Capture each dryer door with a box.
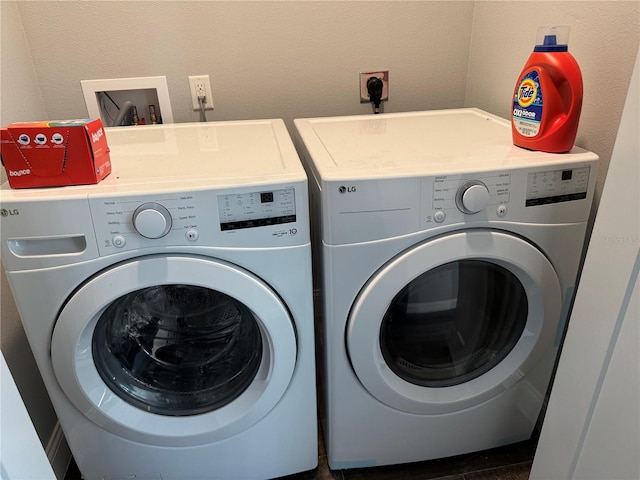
[51,254,297,447]
[346,230,562,415]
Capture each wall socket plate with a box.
[360,70,389,103]
[188,75,214,110]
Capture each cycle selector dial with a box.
[456,181,490,214]
[132,202,172,238]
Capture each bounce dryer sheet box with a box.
[0,119,111,189]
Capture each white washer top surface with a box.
[294,108,597,179]
[1,119,305,199]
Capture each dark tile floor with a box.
[66,426,537,480]
[279,427,536,480]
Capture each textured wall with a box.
[466,1,640,211]
[0,1,47,126]
[16,1,475,126]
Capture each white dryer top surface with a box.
[1,119,305,199]
[294,108,597,179]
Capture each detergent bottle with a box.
[511,25,583,153]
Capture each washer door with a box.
[51,254,297,447]
[346,230,562,415]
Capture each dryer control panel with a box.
[525,166,591,206]
[421,164,595,230]
[319,161,597,245]
[433,173,511,213]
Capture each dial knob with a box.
[456,181,490,214]
[132,202,172,238]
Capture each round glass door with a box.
[92,284,263,416]
[51,254,297,446]
[346,230,562,415]
[380,260,528,388]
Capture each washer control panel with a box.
[89,184,304,255]
[132,202,173,238]
[218,188,296,231]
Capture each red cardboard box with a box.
[0,119,111,188]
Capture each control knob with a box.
[456,181,490,214]
[132,202,172,238]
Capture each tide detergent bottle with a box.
[511,25,583,153]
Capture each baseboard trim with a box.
[46,422,72,480]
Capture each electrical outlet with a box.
[188,75,214,110]
[360,70,389,103]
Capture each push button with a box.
[186,229,199,241]
[112,235,126,248]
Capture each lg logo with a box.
[0,208,19,217]
[338,185,356,194]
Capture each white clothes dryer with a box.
[294,109,598,469]
[0,120,317,480]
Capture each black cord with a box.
[367,77,384,114]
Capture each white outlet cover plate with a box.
[188,75,214,111]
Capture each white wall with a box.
[1,352,56,479]
[0,0,58,451]
[0,1,47,126]
[16,1,475,125]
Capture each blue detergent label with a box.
[513,70,543,137]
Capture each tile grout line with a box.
[460,460,533,480]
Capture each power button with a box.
[112,235,126,248]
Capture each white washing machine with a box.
[293,108,598,469]
[0,120,317,480]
